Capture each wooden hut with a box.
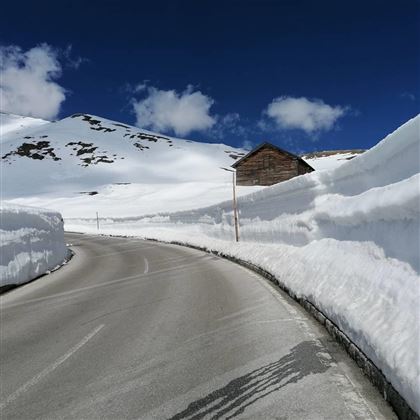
[232,142,314,186]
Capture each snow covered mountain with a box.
[1,112,364,218]
[1,113,258,217]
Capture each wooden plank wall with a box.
[236,147,313,186]
[298,160,314,176]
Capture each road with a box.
[1,233,395,419]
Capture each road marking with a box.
[0,324,105,410]
[2,260,204,309]
[143,257,149,274]
[94,246,156,258]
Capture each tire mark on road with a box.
[0,324,105,410]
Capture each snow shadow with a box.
[169,340,329,420]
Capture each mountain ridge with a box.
[1,112,365,217]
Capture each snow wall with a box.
[67,115,420,415]
[1,204,69,288]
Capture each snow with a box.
[2,110,418,413]
[302,150,365,171]
[0,112,49,138]
[66,115,420,415]
[0,112,359,218]
[0,203,68,287]
[1,113,263,217]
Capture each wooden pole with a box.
[232,172,239,242]
[96,212,99,230]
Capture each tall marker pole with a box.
[232,171,239,242]
[221,167,240,242]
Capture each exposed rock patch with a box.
[2,141,61,162]
[78,191,98,196]
[225,150,245,160]
[65,141,118,167]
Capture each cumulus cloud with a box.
[0,44,66,119]
[132,84,216,136]
[263,96,347,134]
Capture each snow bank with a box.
[67,115,420,415]
[0,203,68,287]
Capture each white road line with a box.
[143,257,149,274]
[94,246,156,258]
[0,324,105,410]
[3,260,203,309]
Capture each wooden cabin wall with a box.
[236,148,300,186]
[298,160,314,176]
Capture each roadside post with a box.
[220,167,239,242]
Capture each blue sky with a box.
[0,0,418,153]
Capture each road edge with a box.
[64,231,418,420]
[148,238,418,420]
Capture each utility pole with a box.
[96,212,99,230]
[221,167,239,242]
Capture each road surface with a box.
[1,233,395,419]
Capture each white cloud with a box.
[263,96,347,134]
[0,44,66,120]
[132,84,216,136]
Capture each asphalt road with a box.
[1,233,396,419]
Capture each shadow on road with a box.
[169,340,330,420]
[171,341,329,420]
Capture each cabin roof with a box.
[231,142,314,171]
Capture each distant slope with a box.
[302,149,365,171]
[0,112,50,138]
[1,113,249,194]
[1,113,257,217]
[1,112,370,217]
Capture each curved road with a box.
[1,233,395,419]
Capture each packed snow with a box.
[0,203,68,288]
[67,115,420,415]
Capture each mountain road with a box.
[0,233,396,419]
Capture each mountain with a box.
[1,112,362,218]
[0,113,257,217]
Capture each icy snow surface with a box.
[67,115,420,415]
[0,203,68,287]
